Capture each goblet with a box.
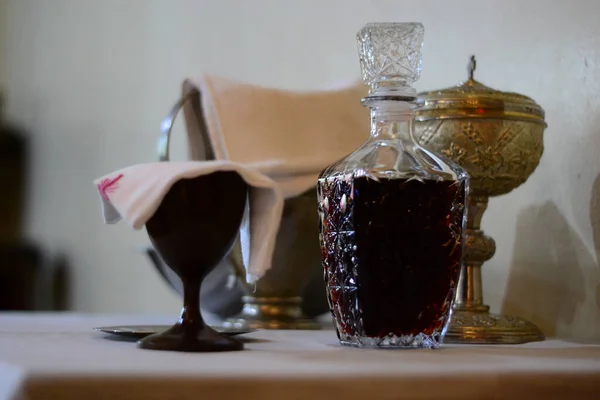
[138,171,248,352]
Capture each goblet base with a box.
[138,323,243,352]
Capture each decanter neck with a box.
[368,100,415,142]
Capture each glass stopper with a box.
[356,22,424,97]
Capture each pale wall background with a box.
[0,0,599,340]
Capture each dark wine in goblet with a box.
[139,171,248,352]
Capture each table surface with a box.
[1,313,599,400]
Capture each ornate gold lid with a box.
[415,56,546,125]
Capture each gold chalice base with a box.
[446,310,545,344]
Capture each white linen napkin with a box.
[94,161,284,283]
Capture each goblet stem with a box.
[178,279,204,329]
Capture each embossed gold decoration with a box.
[415,56,546,344]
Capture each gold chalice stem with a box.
[445,195,545,344]
[454,196,494,313]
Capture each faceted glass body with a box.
[317,105,468,348]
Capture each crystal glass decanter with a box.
[317,22,469,349]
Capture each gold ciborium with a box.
[414,56,546,344]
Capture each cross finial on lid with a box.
[468,55,477,80]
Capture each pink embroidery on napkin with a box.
[97,174,124,200]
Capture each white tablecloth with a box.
[0,313,599,399]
